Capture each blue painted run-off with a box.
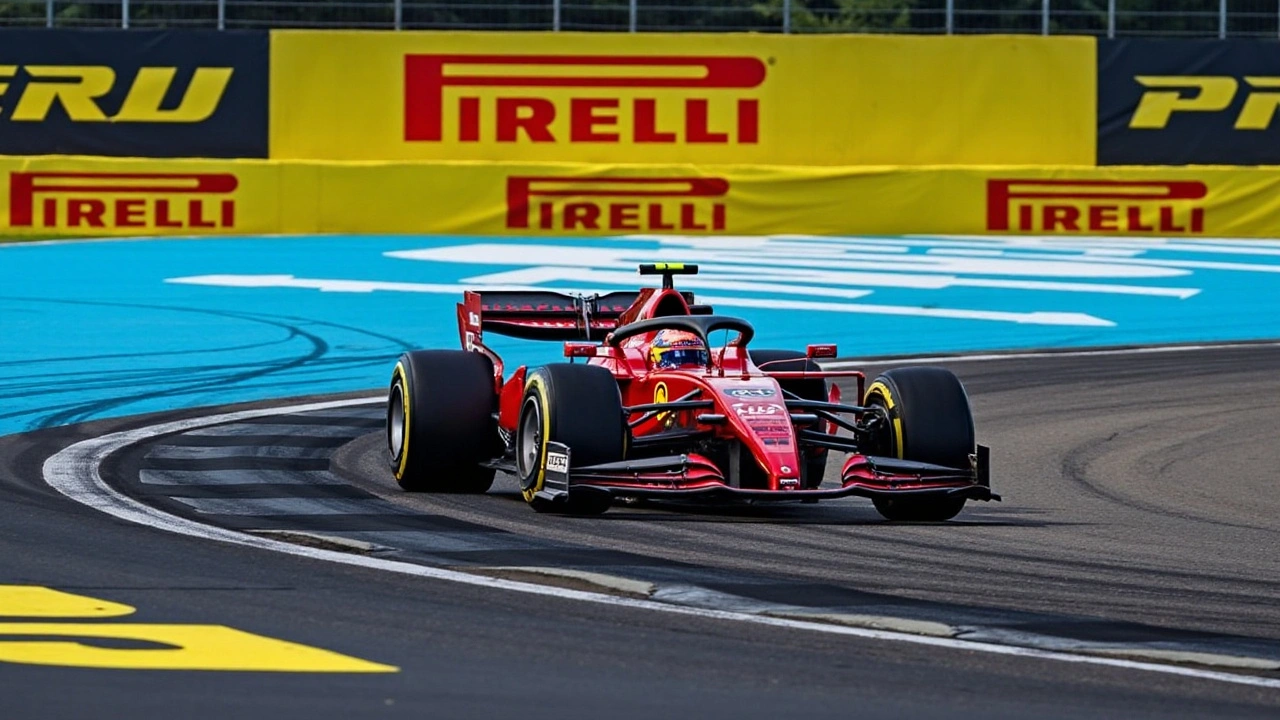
[3,233,1280,436]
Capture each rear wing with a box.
[457,289,697,344]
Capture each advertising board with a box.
[270,32,1095,166]
[0,30,269,159]
[1098,39,1280,165]
[4,157,1276,238]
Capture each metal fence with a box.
[2,1,1279,38]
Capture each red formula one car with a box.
[386,263,996,520]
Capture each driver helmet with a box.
[650,329,708,369]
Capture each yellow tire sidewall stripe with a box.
[521,375,552,503]
[392,362,411,481]
[866,380,904,459]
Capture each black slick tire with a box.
[387,350,498,493]
[863,367,974,522]
[515,363,626,516]
[750,349,829,490]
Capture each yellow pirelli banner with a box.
[2,156,1278,238]
[268,31,1096,166]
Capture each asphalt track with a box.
[4,344,1280,717]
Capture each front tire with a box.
[516,364,626,515]
[387,350,498,493]
[864,367,974,522]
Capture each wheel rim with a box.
[866,396,897,458]
[516,396,543,482]
[387,382,406,462]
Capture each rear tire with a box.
[864,367,974,522]
[387,350,498,493]
[516,364,626,516]
[750,349,829,489]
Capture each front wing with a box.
[534,442,999,504]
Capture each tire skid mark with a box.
[0,295,418,433]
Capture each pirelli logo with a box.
[1129,76,1280,130]
[987,179,1207,234]
[405,54,766,145]
[0,65,232,123]
[9,172,238,229]
[507,176,728,232]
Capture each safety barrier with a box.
[7,29,1280,169]
[4,156,1278,238]
[5,30,1280,239]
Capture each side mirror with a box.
[806,344,837,360]
[563,342,597,361]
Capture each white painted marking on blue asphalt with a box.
[392,240,1192,277]
[459,264,1196,297]
[5,233,1280,435]
[821,340,1280,368]
[167,275,1113,327]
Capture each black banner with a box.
[1099,39,1280,165]
[0,30,267,158]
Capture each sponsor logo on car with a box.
[0,65,233,124]
[403,54,766,145]
[653,382,677,428]
[731,402,785,417]
[1128,75,1280,130]
[725,387,776,398]
[546,451,569,474]
[986,179,1206,234]
[506,176,727,231]
[727,386,773,397]
[8,171,238,229]
[653,382,669,405]
[751,420,793,446]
